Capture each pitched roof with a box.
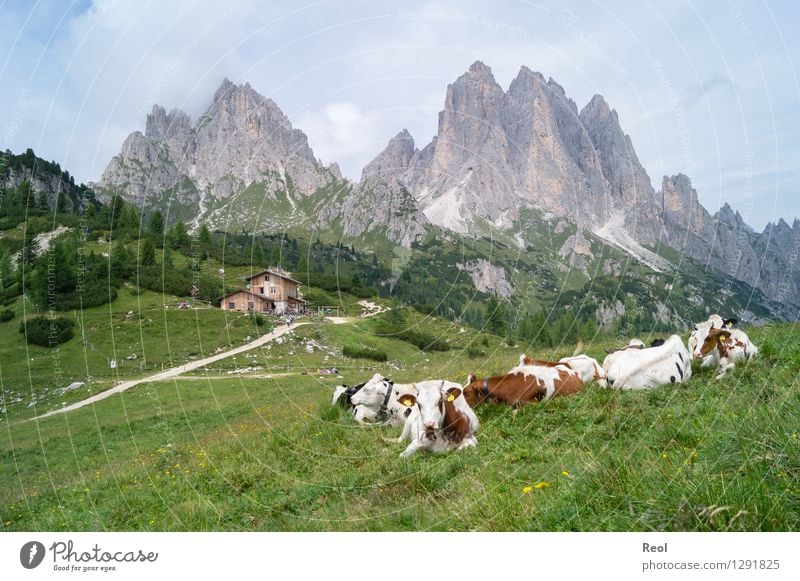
[218,289,273,302]
[245,269,301,285]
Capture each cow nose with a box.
[424,420,436,429]
[607,378,614,387]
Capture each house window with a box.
[228,302,235,310]
[247,302,254,310]
[271,286,278,295]
[260,287,265,295]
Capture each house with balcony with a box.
[219,268,307,314]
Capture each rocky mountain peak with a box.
[145,105,192,148]
[580,94,612,120]
[515,65,546,84]
[716,202,744,227]
[466,60,495,79]
[100,77,336,211]
[360,129,416,183]
[212,77,236,104]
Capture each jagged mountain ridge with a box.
[97,79,340,223]
[95,64,800,319]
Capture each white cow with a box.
[602,334,692,390]
[598,339,647,380]
[393,380,479,458]
[689,317,757,379]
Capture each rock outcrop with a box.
[456,259,515,298]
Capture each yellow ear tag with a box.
[447,394,455,402]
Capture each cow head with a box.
[698,327,731,357]
[349,373,392,408]
[398,383,462,439]
[462,374,486,407]
[688,315,730,358]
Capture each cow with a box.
[599,339,647,380]
[332,382,367,408]
[393,380,479,457]
[688,315,746,369]
[335,373,410,425]
[601,334,692,390]
[519,353,605,384]
[691,325,757,379]
[462,364,583,407]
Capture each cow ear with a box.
[467,374,475,384]
[444,387,462,402]
[719,329,732,339]
[724,318,737,328]
[397,394,416,407]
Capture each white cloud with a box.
[295,102,389,178]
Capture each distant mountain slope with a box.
[1,148,98,213]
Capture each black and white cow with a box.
[602,334,692,390]
[336,373,414,426]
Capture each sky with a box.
[0,0,798,230]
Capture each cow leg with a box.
[700,355,716,368]
[714,361,735,380]
[400,440,424,458]
[455,436,477,451]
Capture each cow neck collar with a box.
[375,380,394,422]
[482,378,490,398]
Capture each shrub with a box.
[343,344,388,362]
[466,345,486,359]
[396,329,449,352]
[0,309,14,322]
[19,315,74,347]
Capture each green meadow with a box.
[2,302,799,531]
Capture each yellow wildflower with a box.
[534,481,550,489]
[561,471,569,476]
[522,486,533,494]
[661,453,668,459]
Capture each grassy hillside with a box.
[1,315,798,532]
[0,289,275,419]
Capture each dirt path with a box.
[33,322,306,420]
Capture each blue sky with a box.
[1,0,798,230]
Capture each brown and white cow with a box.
[394,380,479,457]
[687,315,738,361]
[519,353,605,384]
[694,326,758,379]
[462,364,583,407]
